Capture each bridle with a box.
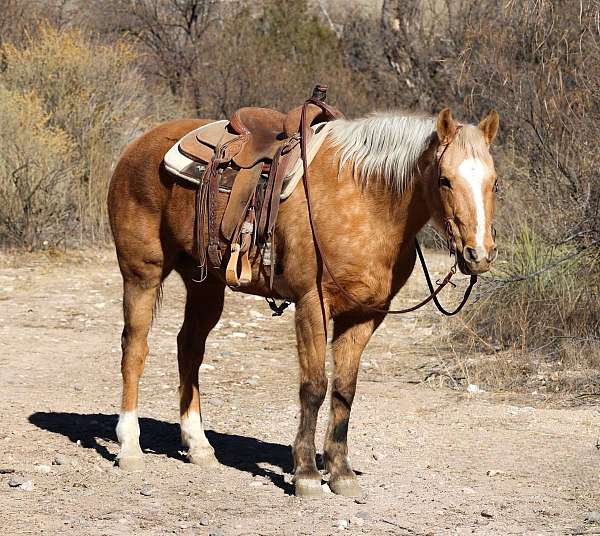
[299,101,478,317]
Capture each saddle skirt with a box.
[163,119,334,201]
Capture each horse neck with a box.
[353,158,435,256]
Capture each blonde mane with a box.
[329,112,488,191]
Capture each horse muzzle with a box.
[457,244,498,275]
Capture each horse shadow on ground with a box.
[28,412,294,494]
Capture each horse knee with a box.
[300,377,327,409]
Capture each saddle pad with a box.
[163,120,228,182]
[163,120,334,201]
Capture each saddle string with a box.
[299,100,477,316]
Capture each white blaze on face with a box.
[458,158,487,252]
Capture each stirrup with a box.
[225,244,252,287]
[225,243,241,286]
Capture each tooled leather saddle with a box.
[171,85,343,289]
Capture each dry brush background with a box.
[0,0,598,396]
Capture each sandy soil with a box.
[0,248,598,536]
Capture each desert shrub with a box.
[85,0,362,116]
[0,25,183,247]
[464,227,599,353]
[0,87,76,247]
[198,0,355,116]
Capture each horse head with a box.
[428,107,500,275]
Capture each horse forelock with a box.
[329,112,437,192]
[453,124,492,163]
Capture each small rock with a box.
[586,512,600,524]
[355,511,370,521]
[245,378,259,386]
[334,519,348,530]
[230,332,247,338]
[20,480,34,491]
[35,464,52,474]
[462,487,476,494]
[53,455,70,466]
[209,530,223,536]
[140,486,153,496]
[0,468,15,474]
[354,497,367,505]
[486,470,505,477]
[467,384,484,394]
[481,511,493,519]
[209,397,225,407]
[199,516,210,526]
[8,476,26,488]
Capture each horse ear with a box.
[436,108,458,144]
[478,109,499,145]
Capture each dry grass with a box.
[0,25,184,248]
[438,228,600,398]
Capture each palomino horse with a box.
[107,107,499,497]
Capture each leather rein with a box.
[299,99,477,317]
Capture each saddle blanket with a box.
[163,120,334,201]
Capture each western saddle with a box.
[175,85,343,292]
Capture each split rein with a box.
[299,100,477,317]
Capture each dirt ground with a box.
[0,248,598,536]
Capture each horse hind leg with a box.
[115,264,165,471]
[323,315,381,496]
[177,270,225,467]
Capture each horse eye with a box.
[493,180,499,192]
[439,176,451,189]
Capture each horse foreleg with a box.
[116,277,161,471]
[292,291,329,497]
[324,315,381,496]
[177,274,225,468]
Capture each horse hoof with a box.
[329,477,361,497]
[117,456,144,472]
[188,448,220,468]
[294,478,323,498]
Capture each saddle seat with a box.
[178,101,338,170]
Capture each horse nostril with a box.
[465,246,479,262]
